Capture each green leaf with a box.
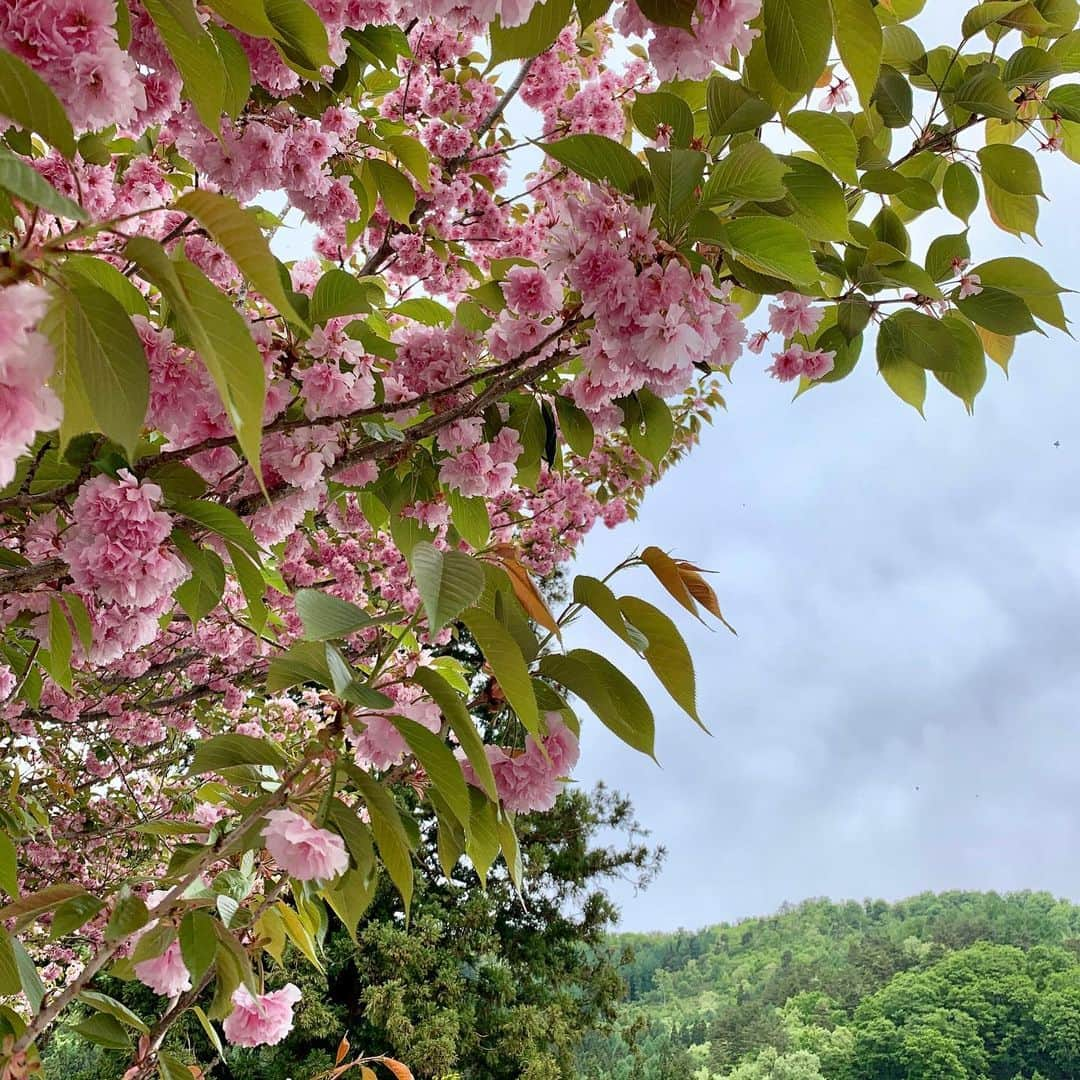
[764,0,833,95]
[13,938,44,1009]
[170,498,262,563]
[159,1052,198,1080]
[70,1013,131,1051]
[50,894,105,940]
[706,77,774,136]
[179,911,217,983]
[635,0,695,27]
[46,596,72,692]
[0,147,87,222]
[446,489,490,550]
[837,296,873,340]
[1050,28,1080,71]
[943,161,980,222]
[41,281,149,458]
[142,0,227,132]
[388,716,471,827]
[461,607,541,739]
[0,46,76,157]
[878,351,927,415]
[345,766,413,913]
[723,217,820,285]
[953,71,1018,120]
[267,639,332,693]
[632,91,695,148]
[780,157,851,241]
[392,298,453,327]
[977,143,1044,195]
[574,574,647,650]
[539,650,656,758]
[955,286,1040,334]
[925,232,971,282]
[872,64,915,128]
[0,930,17,997]
[77,991,149,1036]
[295,589,375,640]
[172,533,226,624]
[0,884,90,924]
[553,396,595,458]
[467,789,501,884]
[327,797,377,877]
[191,733,288,773]
[975,256,1068,330]
[786,111,858,185]
[412,667,498,802]
[983,173,1038,239]
[1003,44,1062,85]
[265,0,333,75]
[309,268,377,325]
[409,543,485,631]
[384,134,432,193]
[322,866,377,941]
[62,255,150,319]
[877,309,960,372]
[125,239,267,480]
[176,190,308,330]
[366,158,415,224]
[623,389,674,469]
[645,148,706,223]
[962,0,1030,37]
[541,135,653,200]
[1047,84,1080,121]
[0,833,17,899]
[489,0,571,63]
[106,894,149,942]
[618,596,703,729]
[704,141,789,204]
[934,316,987,414]
[829,0,883,107]
[208,24,251,119]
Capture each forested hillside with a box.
[581,892,1080,1080]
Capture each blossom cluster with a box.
[0,284,61,486]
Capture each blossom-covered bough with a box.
[0,0,1075,1075]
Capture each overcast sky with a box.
[570,12,1080,930]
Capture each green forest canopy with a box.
[583,890,1080,1080]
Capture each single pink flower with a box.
[820,78,852,111]
[223,983,302,1048]
[766,345,806,383]
[802,348,836,381]
[768,292,824,339]
[958,273,983,299]
[134,940,191,998]
[262,809,349,882]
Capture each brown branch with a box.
[231,314,582,516]
[0,558,67,597]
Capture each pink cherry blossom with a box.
[802,348,837,381]
[0,283,62,487]
[766,344,806,383]
[62,471,190,610]
[820,77,853,111]
[959,273,983,299]
[768,292,824,339]
[134,940,191,998]
[223,984,303,1047]
[262,809,349,881]
[501,265,562,317]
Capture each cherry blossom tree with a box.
[0,0,1075,1075]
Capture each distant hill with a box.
[580,891,1080,1079]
